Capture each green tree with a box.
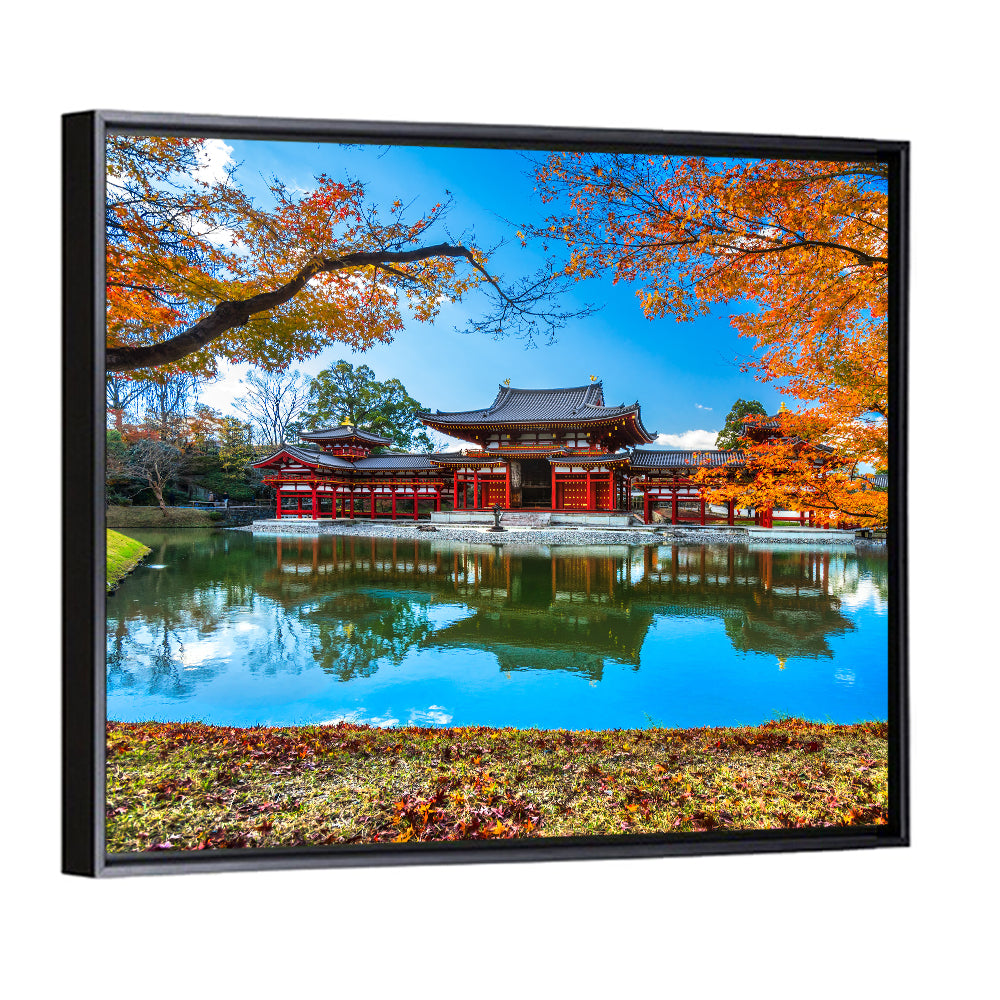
[301,360,432,452]
[715,398,767,450]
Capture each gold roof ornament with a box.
[590,375,599,382]
[778,401,788,413]
[503,378,511,386]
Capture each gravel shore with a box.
[234,520,879,547]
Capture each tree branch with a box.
[106,243,480,372]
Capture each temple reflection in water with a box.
[254,535,871,681]
[106,530,888,728]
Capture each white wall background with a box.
[2,2,995,995]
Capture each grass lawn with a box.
[106,505,225,528]
[106,718,888,852]
[106,529,151,592]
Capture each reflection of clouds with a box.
[320,709,401,727]
[838,577,887,615]
[408,705,453,726]
[834,666,856,686]
[319,706,453,728]
[179,639,224,667]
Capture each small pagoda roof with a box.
[628,448,744,469]
[298,425,392,446]
[858,472,888,491]
[251,444,355,470]
[419,381,654,439]
[741,413,783,433]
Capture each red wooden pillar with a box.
[671,490,678,524]
[453,470,459,509]
[643,487,650,522]
[608,470,614,511]
[311,482,318,520]
[391,487,397,520]
[473,471,479,510]
[370,488,376,519]
[435,488,441,512]
[551,464,557,510]
[413,489,419,521]
[728,499,734,526]
[586,470,592,511]
[349,491,354,519]
[505,463,511,508]
[700,496,706,526]
[800,509,806,526]
[275,489,282,520]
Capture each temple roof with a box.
[419,381,653,438]
[859,472,888,490]
[252,445,452,472]
[549,451,632,466]
[353,453,441,470]
[251,444,356,471]
[428,452,509,467]
[629,448,744,469]
[297,425,392,446]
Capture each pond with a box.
[107,530,888,730]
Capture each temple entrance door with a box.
[519,458,552,508]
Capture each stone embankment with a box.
[237,518,882,547]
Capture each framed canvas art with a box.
[63,111,908,876]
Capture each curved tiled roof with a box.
[354,453,441,470]
[427,452,508,467]
[628,448,744,469]
[298,425,392,446]
[251,445,355,470]
[419,381,652,437]
[549,451,632,466]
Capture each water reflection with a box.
[106,530,888,728]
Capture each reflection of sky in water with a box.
[107,531,888,729]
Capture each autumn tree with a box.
[106,374,148,431]
[217,415,256,475]
[694,410,888,526]
[531,154,888,520]
[716,398,767,450]
[105,136,589,380]
[121,439,183,513]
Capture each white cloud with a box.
[192,138,235,186]
[653,429,719,449]
[694,403,713,411]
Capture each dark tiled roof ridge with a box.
[298,424,392,444]
[251,444,355,469]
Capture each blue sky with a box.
[194,138,791,449]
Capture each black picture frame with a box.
[63,110,909,877]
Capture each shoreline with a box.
[234,520,881,548]
[106,717,888,852]
[105,529,151,592]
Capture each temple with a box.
[252,380,810,525]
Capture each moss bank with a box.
[106,505,225,528]
[106,718,888,852]
[106,529,151,592]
